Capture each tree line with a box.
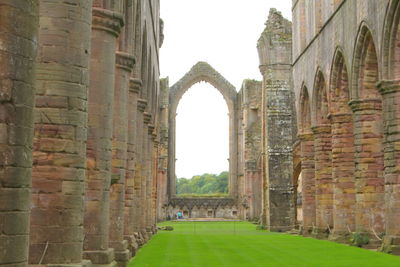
[176,171,228,195]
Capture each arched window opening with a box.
[175,82,229,196]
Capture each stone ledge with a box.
[115,52,135,72]
[129,78,142,94]
[92,8,124,37]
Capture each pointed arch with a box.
[312,69,329,125]
[299,84,311,132]
[329,47,356,233]
[168,62,238,198]
[330,48,351,114]
[298,83,316,233]
[382,0,400,79]
[351,22,380,100]
[351,22,385,235]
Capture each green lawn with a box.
[128,221,400,267]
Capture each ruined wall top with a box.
[257,9,292,70]
[169,61,237,114]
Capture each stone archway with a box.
[167,62,238,199]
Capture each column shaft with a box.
[378,80,400,254]
[298,132,316,235]
[330,113,356,239]
[84,7,123,267]
[124,78,141,253]
[30,1,92,265]
[0,2,38,267]
[350,99,385,239]
[109,52,135,267]
[312,124,333,237]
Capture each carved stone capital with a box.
[143,112,152,124]
[329,113,353,123]
[92,8,124,37]
[297,132,314,141]
[311,124,331,135]
[348,98,382,112]
[116,51,135,72]
[259,65,268,75]
[129,78,142,94]
[148,124,155,135]
[377,79,400,95]
[137,99,147,112]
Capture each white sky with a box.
[160,1,292,178]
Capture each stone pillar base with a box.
[140,230,149,243]
[382,236,400,255]
[134,232,145,247]
[124,235,139,256]
[311,228,329,239]
[32,260,92,267]
[301,226,313,237]
[269,226,292,233]
[114,250,131,267]
[83,249,117,267]
[328,230,351,244]
[110,240,131,267]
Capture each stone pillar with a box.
[152,136,159,227]
[29,1,91,266]
[135,99,147,243]
[109,52,135,267]
[147,125,157,232]
[298,132,316,235]
[156,78,169,222]
[84,6,123,267]
[378,80,400,254]
[349,99,385,240]
[0,2,38,267]
[143,112,152,236]
[330,113,356,241]
[311,124,333,237]
[257,9,295,231]
[124,78,141,254]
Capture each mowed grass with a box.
[128,221,400,267]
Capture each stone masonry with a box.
[0,1,163,266]
[3,1,400,266]
[258,9,296,231]
[291,0,400,254]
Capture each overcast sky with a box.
[160,1,292,178]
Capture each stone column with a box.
[135,99,147,244]
[124,78,141,254]
[143,112,152,236]
[147,125,156,231]
[298,132,316,235]
[330,113,356,241]
[349,99,385,241]
[109,52,135,267]
[29,1,91,266]
[152,136,159,227]
[84,7,123,267]
[378,80,400,254]
[0,2,38,267]
[257,9,295,231]
[311,124,333,237]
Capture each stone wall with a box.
[258,9,296,232]
[292,0,400,254]
[167,198,239,220]
[237,80,263,221]
[0,0,164,266]
[0,2,39,266]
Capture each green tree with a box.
[176,171,229,195]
